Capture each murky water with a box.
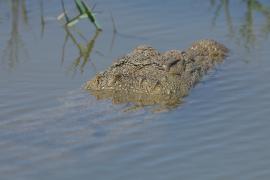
[1,0,270,179]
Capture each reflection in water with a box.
[2,0,270,70]
[61,27,100,75]
[109,12,148,52]
[21,0,28,26]
[40,0,46,37]
[210,0,270,50]
[57,0,103,75]
[2,0,28,70]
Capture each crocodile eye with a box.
[95,75,101,86]
[108,74,122,86]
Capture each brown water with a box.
[1,0,270,179]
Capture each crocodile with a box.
[85,39,228,107]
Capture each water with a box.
[1,0,270,179]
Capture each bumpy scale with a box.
[85,40,228,107]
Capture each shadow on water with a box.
[210,0,270,51]
[1,0,29,70]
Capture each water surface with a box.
[1,0,270,179]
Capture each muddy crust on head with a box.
[85,39,228,107]
[187,39,228,60]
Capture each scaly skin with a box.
[85,40,228,107]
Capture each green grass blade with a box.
[61,0,69,22]
[81,1,102,30]
[79,14,88,19]
[66,18,79,27]
[75,0,86,14]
